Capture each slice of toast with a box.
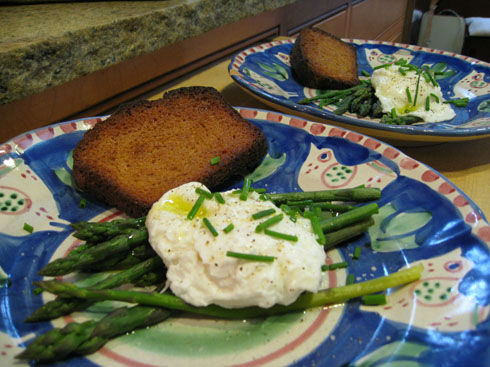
[72,86,268,217]
[290,27,360,90]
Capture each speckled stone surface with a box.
[0,0,297,105]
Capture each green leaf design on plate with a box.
[478,99,490,112]
[258,62,277,73]
[430,62,457,80]
[258,62,288,81]
[273,63,289,79]
[0,266,9,287]
[0,158,23,177]
[354,341,429,367]
[67,149,74,170]
[368,203,432,252]
[54,168,77,188]
[431,62,447,74]
[263,70,287,81]
[54,149,77,188]
[246,153,287,182]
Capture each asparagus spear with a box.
[131,271,166,287]
[17,305,172,363]
[320,203,378,233]
[324,217,375,249]
[80,243,156,272]
[38,228,148,276]
[268,187,381,205]
[26,256,164,322]
[71,217,146,242]
[34,264,423,319]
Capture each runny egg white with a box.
[146,182,326,309]
[370,66,456,122]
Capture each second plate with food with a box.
[228,38,490,144]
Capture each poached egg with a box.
[371,66,456,122]
[146,182,326,309]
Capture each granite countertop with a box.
[0,0,296,105]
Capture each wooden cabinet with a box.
[311,9,349,37]
[314,0,409,41]
[349,0,407,41]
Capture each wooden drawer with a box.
[377,17,405,42]
[314,9,348,38]
[349,0,407,40]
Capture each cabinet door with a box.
[349,0,407,40]
[314,9,348,38]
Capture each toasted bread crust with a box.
[72,86,268,217]
[290,27,360,90]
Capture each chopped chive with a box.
[214,192,225,204]
[405,87,412,103]
[321,264,329,272]
[310,215,326,245]
[362,293,387,305]
[353,246,362,260]
[361,70,370,77]
[251,187,267,194]
[373,63,391,70]
[425,96,430,111]
[444,98,469,107]
[232,190,242,195]
[223,223,234,233]
[405,64,419,71]
[413,69,422,106]
[195,188,213,199]
[394,58,407,65]
[203,218,218,237]
[263,228,298,242]
[280,204,298,222]
[32,287,43,295]
[259,193,268,201]
[187,195,205,220]
[391,108,397,118]
[23,222,34,233]
[240,178,252,201]
[252,208,276,220]
[398,67,407,76]
[210,156,220,165]
[430,93,439,103]
[79,198,87,209]
[423,68,438,86]
[328,261,349,270]
[301,210,315,220]
[255,214,283,233]
[346,274,355,285]
[226,251,275,262]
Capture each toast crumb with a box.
[72,87,268,217]
[290,27,360,90]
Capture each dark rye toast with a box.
[290,27,360,90]
[72,86,268,217]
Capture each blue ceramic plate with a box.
[229,39,490,143]
[0,109,489,366]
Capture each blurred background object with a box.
[410,0,490,61]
